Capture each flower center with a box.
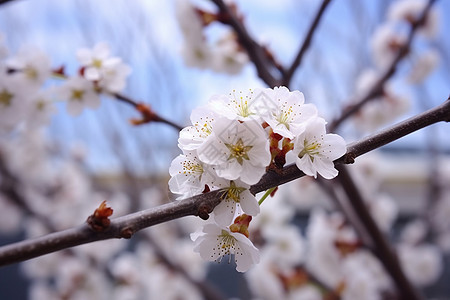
[36,100,46,111]
[275,106,294,129]
[221,181,246,203]
[25,67,38,80]
[232,97,253,118]
[0,89,13,107]
[218,230,237,254]
[71,89,85,101]
[299,140,322,160]
[181,160,203,175]
[225,138,253,165]
[92,59,103,69]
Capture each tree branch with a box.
[328,0,436,132]
[282,0,332,87]
[335,165,423,300]
[113,92,184,131]
[210,0,279,87]
[0,97,449,266]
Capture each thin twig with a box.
[113,93,184,131]
[328,0,436,132]
[0,98,448,266]
[282,0,332,86]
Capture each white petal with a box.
[195,237,221,261]
[239,190,260,216]
[213,200,236,227]
[320,134,347,160]
[247,142,271,166]
[296,155,317,178]
[314,157,338,179]
[240,163,265,185]
[84,67,101,81]
[215,160,242,181]
[76,48,92,65]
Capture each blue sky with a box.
[0,0,449,174]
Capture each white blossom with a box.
[0,33,8,59]
[168,151,217,199]
[57,76,100,116]
[368,194,398,232]
[398,243,443,287]
[26,89,56,128]
[175,0,204,45]
[213,179,260,227]
[259,86,318,139]
[77,42,131,92]
[181,42,215,70]
[305,209,344,288]
[288,285,322,300]
[388,0,439,38]
[207,88,263,122]
[408,49,440,84]
[0,194,23,234]
[292,117,346,179]
[212,33,249,74]
[400,219,428,245]
[6,47,51,87]
[77,42,114,81]
[191,223,260,272]
[98,59,131,93]
[0,71,31,130]
[178,106,218,151]
[198,117,270,185]
[342,250,392,297]
[261,225,305,271]
[370,24,407,70]
[246,261,285,299]
[353,69,410,132]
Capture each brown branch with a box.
[210,0,279,87]
[0,97,449,266]
[334,165,423,300]
[113,93,184,131]
[328,0,436,132]
[0,0,16,5]
[282,0,332,87]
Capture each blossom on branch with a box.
[168,151,217,199]
[175,0,249,74]
[258,86,318,139]
[6,47,51,87]
[191,222,259,272]
[292,117,346,179]
[77,42,131,93]
[57,76,100,116]
[213,179,260,227]
[198,117,270,185]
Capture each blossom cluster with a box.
[169,86,347,271]
[0,39,131,132]
[175,0,249,74]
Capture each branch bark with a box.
[335,165,423,300]
[0,97,448,266]
[113,92,184,131]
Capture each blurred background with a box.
[0,0,449,299]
